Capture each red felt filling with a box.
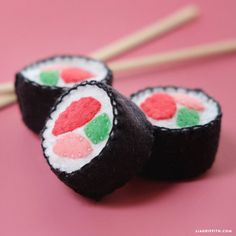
[61,67,94,83]
[140,93,176,120]
[52,97,101,136]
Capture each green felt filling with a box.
[39,70,59,86]
[84,113,111,144]
[176,107,200,128]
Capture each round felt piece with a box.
[85,113,111,144]
[53,133,92,159]
[61,67,94,83]
[52,97,101,136]
[39,70,59,86]
[172,93,204,111]
[140,93,176,120]
[177,107,200,127]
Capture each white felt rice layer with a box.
[131,87,219,129]
[42,85,114,173]
[21,57,109,87]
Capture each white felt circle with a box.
[21,57,109,88]
[42,84,116,173]
[131,87,219,129]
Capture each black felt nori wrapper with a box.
[131,86,222,180]
[15,55,113,134]
[41,81,154,200]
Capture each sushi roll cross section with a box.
[42,81,154,199]
[15,55,113,134]
[131,86,222,180]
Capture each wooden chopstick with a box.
[1,40,236,109]
[0,93,17,110]
[109,40,236,73]
[0,5,199,97]
[0,82,15,94]
[91,5,199,60]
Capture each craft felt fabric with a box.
[140,116,221,180]
[131,86,222,180]
[15,55,113,134]
[41,81,154,200]
[52,97,101,136]
[15,74,66,134]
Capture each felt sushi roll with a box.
[41,81,154,199]
[15,55,113,134]
[131,86,222,180]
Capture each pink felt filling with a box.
[52,97,101,136]
[172,93,205,111]
[53,133,92,159]
[140,93,177,120]
[61,67,94,83]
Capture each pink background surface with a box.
[0,0,236,235]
